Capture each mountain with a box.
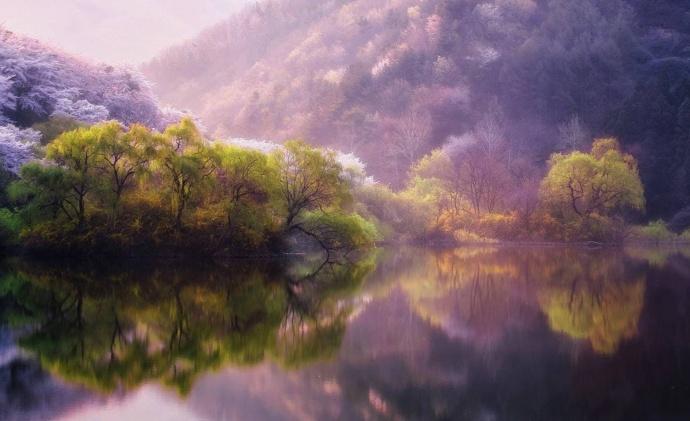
[110,1,690,217]
[0,28,180,174]
[0,29,173,128]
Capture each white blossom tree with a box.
[52,98,110,124]
[0,30,164,128]
[0,124,42,174]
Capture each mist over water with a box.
[2,246,690,420]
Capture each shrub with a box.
[629,220,677,244]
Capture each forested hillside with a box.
[0,28,177,174]
[143,0,690,219]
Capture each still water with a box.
[1,246,690,420]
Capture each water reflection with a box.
[0,255,375,397]
[2,246,690,420]
[381,247,647,353]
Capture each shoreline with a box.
[4,240,690,263]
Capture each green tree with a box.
[95,123,157,225]
[46,125,107,228]
[210,144,276,228]
[8,163,75,224]
[157,118,214,229]
[272,140,349,229]
[540,138,645,239]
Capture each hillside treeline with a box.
[144,0,690,221]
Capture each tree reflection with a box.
[334,247,658,420]
[536,252,646,354]
[0,255,374,394]
[398,247,537,345]
[395,247,647,354]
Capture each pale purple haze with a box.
[1,0,251,64]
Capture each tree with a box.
[557,115,590,152]
[95,123,157,224]
[414,141,511,217]
[410,149,463,216]
[8,163,75,224]
[388,109,432,180]
[0,124,42,174]
[52,97,109,124]
[213,144,274,223]
[210,143,278,247]
[273,140,349,229]
[46,125,103,228]
[540,138,645,238]
[32,116,82,145]
[0,74,17,124]
[157,118,214,229]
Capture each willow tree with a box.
[272,140,349,229]
[540,138,645,239]
[45,124,105,229]
[95,123,158,224]
[157,118,214,229]
[210,144,276,227]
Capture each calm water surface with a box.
[1,246,690,420]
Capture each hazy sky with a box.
[1,0,251,65]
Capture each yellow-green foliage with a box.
[302,211,379,251]
[541,138,644,216]
[5,119,374,256]
[358,137,648,243]
[1,255,374,394]
[629,220,686,244]
[271,140,351,228]
[540,138,645,240]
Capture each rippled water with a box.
[1,246,690,420]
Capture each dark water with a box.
[1,246,690,420]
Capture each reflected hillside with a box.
[0,256,375,395]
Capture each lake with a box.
[1,246,690,420]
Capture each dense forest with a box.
[144,0,690,221]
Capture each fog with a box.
[1,0,250,64]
